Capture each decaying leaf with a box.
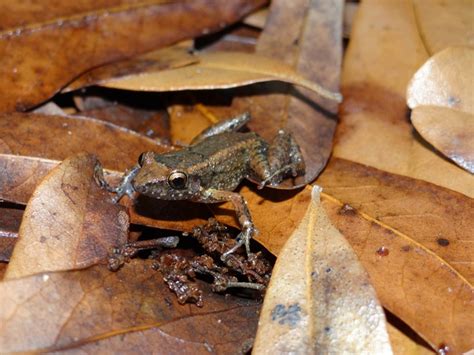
[335,0,474,197]
[253,186,392,354]
[5,154,128,279]
[0,112,170,171]
[411,106,474,173]
[0,0,266,112]
[95,51,342,103]
[412,0,474,54]
[0,259,260,353]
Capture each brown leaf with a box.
[412,0,474,54]
[65,45,199,92]
[0,112,170,171]
[411,106,474,173]
[0,0,266,112]
[316,158,474,282]
[253,187,392,354]
[0,259,260,353]
[335,0,474,197]
[95,51,342,103]
[0,205,22,262]
[5,154,128,279]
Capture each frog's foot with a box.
[110,165,140,202]
[221,222,257,260]
[257,164,296,189]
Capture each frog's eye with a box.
[168,171,187,189]
[138,152,147,167]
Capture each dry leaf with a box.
[411,106,474,173]
[5,154,128,279]
[316,158,474,282]
[96,51,342,103]
[407,46,473,112]
[0,112,170,171]
[405,47,474,173]
[335,0,474,197]
[65,45,199,92]
[412,0,474,54]
[0,259,260,353]
[253,187,392,354]
[0,0,266,112]
[386,321,433,355]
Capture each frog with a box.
[108,112,305,259]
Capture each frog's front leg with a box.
[196,188,256,258]
[109,165,141,202]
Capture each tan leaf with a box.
[407,46,473,112]
[335,0,474,197]
[411,106,474,173]
[5,154,128,279]
[98,51,342,103]
[0,112,170,171]
[0,0,266,112]
[253,187,392,354]
[65,45,199,92]
[412,0,474,54]
[0,259,260,353]
[386,322,433,355]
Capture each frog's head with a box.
[131,152,200,200]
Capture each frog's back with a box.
[156,132,262,190]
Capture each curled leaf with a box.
[411,106,474,173]
[254,186,392,354]
[5,154,128,279]
[99,51,342,103]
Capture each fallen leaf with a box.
[321,197,473,353]
[0,259,260,353]
[411,106,474,173]
[412,0,474,54]
[316,158,474,282]
[407,46,473,112]
[253,187,392,354]
[335,0,474,197]
[405,47,474,173]
[0,0,266,112]
[0,205,22,262]
[5,154,128,279]
[96,51,342,103]
[65,45,199,92]
[0,112,170,171]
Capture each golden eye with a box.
[168,171,187,189]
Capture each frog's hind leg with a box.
[250,130,306,188]
[260,130,305,188]
[196,188,257,259]
[190,112,250,145]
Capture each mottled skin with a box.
[112,113,305,257]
